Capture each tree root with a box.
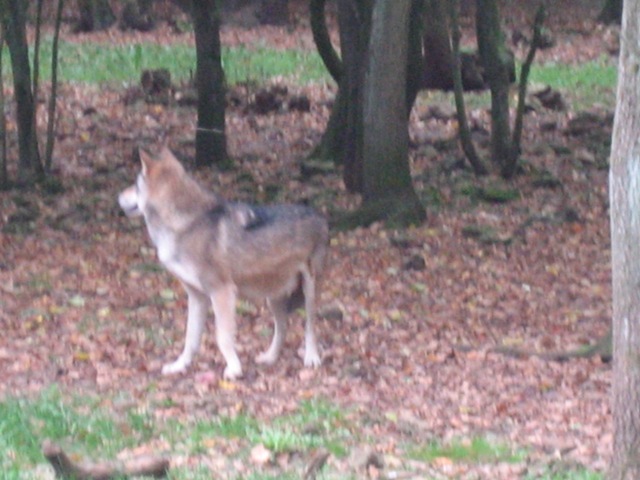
[42,440,170,479]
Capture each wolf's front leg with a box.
[211,284,242,379]
[162,286,209,375]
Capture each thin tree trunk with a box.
[610,0,640,477]
[2,0,42,182]
[406,0,425,113]
[45,0,65,171]
[310,0,343,82]
[511,3,544,166]
[192,0,228,168]
[449,0,486,175]
[0,24,7,188]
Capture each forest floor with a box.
[0,0,618,478]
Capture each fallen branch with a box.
[42,440,170,480]
[455,330,612,363]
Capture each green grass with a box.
[0,389,605,479]
[528,55,617,108]
[409,436,526,464]
[0,386,145,473]
[524,467,604,480]
[0,389,350,478]
[1,37,330,86]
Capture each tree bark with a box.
[0,23,7,188]
[45,0,65,172]
[610,0,640,477]
[448,0,486,175]
[310,0,343,82]
[338,0,371,193]
[361,0,425,226]
[1,0,43,183]
[406,0,425,113]
[192,0,228,168]
[476,0,514,177]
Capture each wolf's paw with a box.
[162,358,189,375]
[303,351,321,368]
[256,350,279,365]
[223,362,243,380]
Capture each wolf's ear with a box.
[139,149,154,177]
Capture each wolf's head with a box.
[118,147,186,217]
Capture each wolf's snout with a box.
[118,187,141,217]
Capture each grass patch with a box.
[421,56,616,114]
[2,38,330,86]
[528,56,617,109]
[524,466,604,480]
[0,386,142,474]
[410,436,526,464]
[0,389,351,478]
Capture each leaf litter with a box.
[0,1,615,477]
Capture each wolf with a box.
[118,147,329,379]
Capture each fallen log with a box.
[42,439,170,479]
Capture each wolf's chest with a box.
[152,230,204,290]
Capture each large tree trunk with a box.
[338,0,371,193]
[361,0,425,226]
[2,0,42,183]
[610,0,640,478]
[192,0,228,168]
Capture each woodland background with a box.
[0,0,620,478]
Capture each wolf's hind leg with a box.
[211,284,243,379]
[301,269,321,367]
[256,297,288,365]
[162,286,208,375]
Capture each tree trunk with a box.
[598,0,623,24]
[610,0,640,477]
[423,0,454,90]
[45,0,65,172]
[406,0,425,112]
[310,0,343,83]
[476,0,514,177]
[75,0,116,32]
[2,0,42,183]
[192,0,228,168]
[449,0,486,174]
[338,0,371,193]
[361,0,425,226]
[0,23,7,188]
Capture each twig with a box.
[42,439,170,479]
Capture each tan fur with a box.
[119,147,329,379]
